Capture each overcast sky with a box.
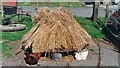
[115,0,120,3]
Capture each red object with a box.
[24,53,41,65]
[32,53,41,60]
[17,11,32,15]
[2,0,17,6]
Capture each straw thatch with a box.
[21,7,93,53]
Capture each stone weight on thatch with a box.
[21,7,93,53]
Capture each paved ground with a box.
[1,40,119,67]
[100,42,118,66]
[20,5,118,17]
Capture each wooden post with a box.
[37,2,38,8]
[82,21,84,28]
[68,2,70,11]
[1,0,4,20]
[48,0,50,7]
[91,0,100,22]
[105,0,110,23]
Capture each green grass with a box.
[0,15,2,24]
[99,17,105,23]
[18,2,86,7]
[4,14,17,22]
[0,41,13,58]
[2,15,104,41]
[74,16,105,38]
[95,17,105,28]
[2,16,33,41]
[1,15,33,58]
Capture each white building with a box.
[118,1,120,10]
[114,0,120,10]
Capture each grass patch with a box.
[1,15,33,58]
[2,15,104,40]
[2,16,33,41]
[74,16,105,38]
[0,14,2,24]
[95,17,105,28]
[0,41,13,58]
[4,14,18,23]
[98,17,105,24]
[99,17,105,23]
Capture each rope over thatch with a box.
[21,7,93,53]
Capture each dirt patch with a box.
[2,40,26,66]
[1,39,101,66]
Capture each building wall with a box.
[2,0,17,6]
[118,1,120,10]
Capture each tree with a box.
[91,0,100,22]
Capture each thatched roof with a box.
[21,7,93,53]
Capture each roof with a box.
[2,0,17,6]
[21,7,93,53]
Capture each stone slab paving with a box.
[37,42,119,67]
[0,41,119,67]
[68,52,98,66]
[99,42,119,66]
[37,42,99,66]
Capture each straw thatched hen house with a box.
[21,7,93,54]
